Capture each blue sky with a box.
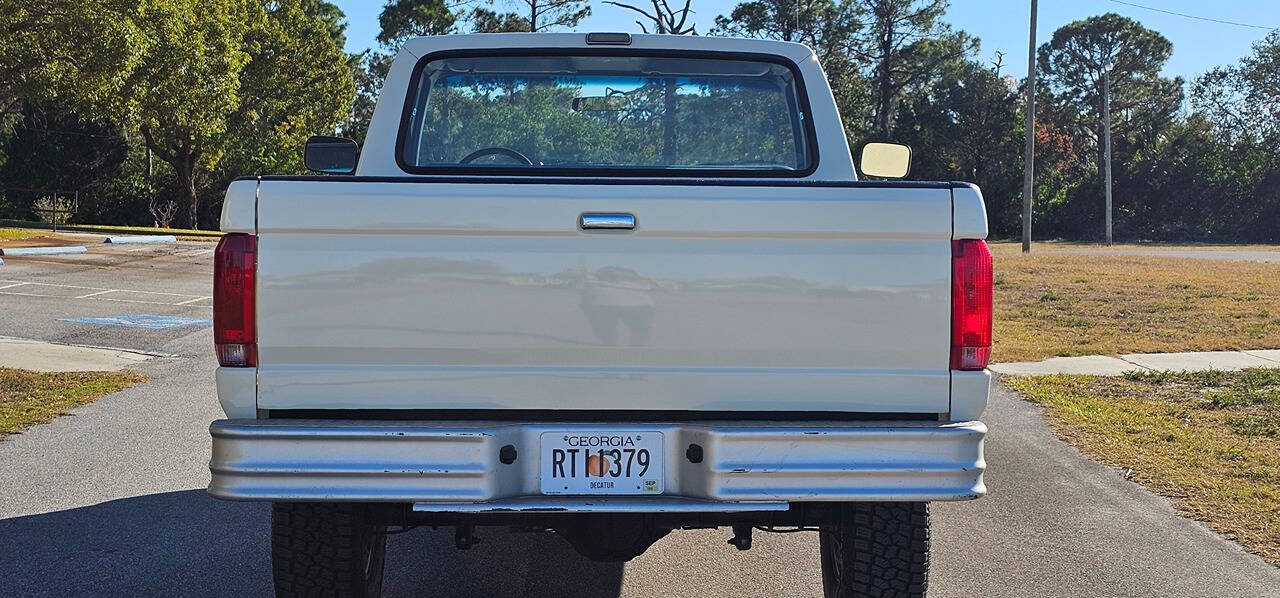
[332,0,1278,81]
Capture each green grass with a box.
[1006,369,1280,566]
[0,228,40,241]
[0,220,222,238]
[60,223,223,237]
[0,368,146,438]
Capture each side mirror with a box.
[304,136,358,174]
[858,142,911,179]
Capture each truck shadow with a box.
[0,489,624,597]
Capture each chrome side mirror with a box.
[858,142,912,179]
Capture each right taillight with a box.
[214,233,257,367]
[951,239,992,371]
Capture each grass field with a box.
[990,243,1280,362]
[1025,242,1279,253]
[1007,369,1280,566]
[0,368,146,438]
[59,223,223,238]
[0,221,222,239]
[0,228,40,241]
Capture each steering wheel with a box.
[459,147,534,165]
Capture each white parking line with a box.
[97,297,205,306]
[0,279,201,297]
[0,279,207,307]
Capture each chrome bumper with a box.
[208,419,986,508]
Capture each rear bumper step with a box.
[411,497,791,513]
[208,419,986,506]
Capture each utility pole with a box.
[1021,0,1037,254]
[1103,60,1114,246]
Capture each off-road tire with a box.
[819,502,929,598]
[271,502,388,598]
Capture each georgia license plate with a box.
[539,431,664,495]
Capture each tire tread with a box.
[271,502,384,597]
[821,502,930,598]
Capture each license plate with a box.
[539,431,664,495]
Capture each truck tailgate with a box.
[253,180,954,414]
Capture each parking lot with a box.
[0,241,1278,597]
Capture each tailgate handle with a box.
[580,213,635,230]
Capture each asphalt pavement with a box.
[0,242,1277,597]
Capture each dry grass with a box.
[990,243,1280,362]
[57,223,223,238]
[1028,242,1277,253]
[0,228,40,242]
[0,368,146,438]
[1006,369,1280,566]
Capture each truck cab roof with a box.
[398,32,820,64]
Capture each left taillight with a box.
[951,239,993,371]
[214,233,256,367]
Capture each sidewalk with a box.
[0,336,160,372]
[991,349,1280,376]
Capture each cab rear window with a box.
[398,53,814,176]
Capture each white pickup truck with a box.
[209,32,991,597]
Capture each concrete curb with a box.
[0,245,88,256]
[104,235,177,244]
[991,349,1280,376]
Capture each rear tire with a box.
[819,502,929,598]
[271,502,387,598]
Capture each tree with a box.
[344,52,392,145]
[1185,32,1280,243]
[1037,13,1182,177]
[127,0,353,229]
[894,57,1022,235]
[0,101,129,221]
[301,0,349,48]
[711,0,867,140]
[227,0,356,175]
[471,0,591,32]
[377,0,458,46]
[604,0,698,34]
[1193,31,1280,143]
[469,7,533,32]
[128,0,253,229]
[712,0,860,57]
[848,0,976,138]
[0,0,143,121]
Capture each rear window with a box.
[398,53,813,176]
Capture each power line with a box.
[1107,0,1279,31]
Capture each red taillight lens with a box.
[214,233,256,367]
[951,239,992,370]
